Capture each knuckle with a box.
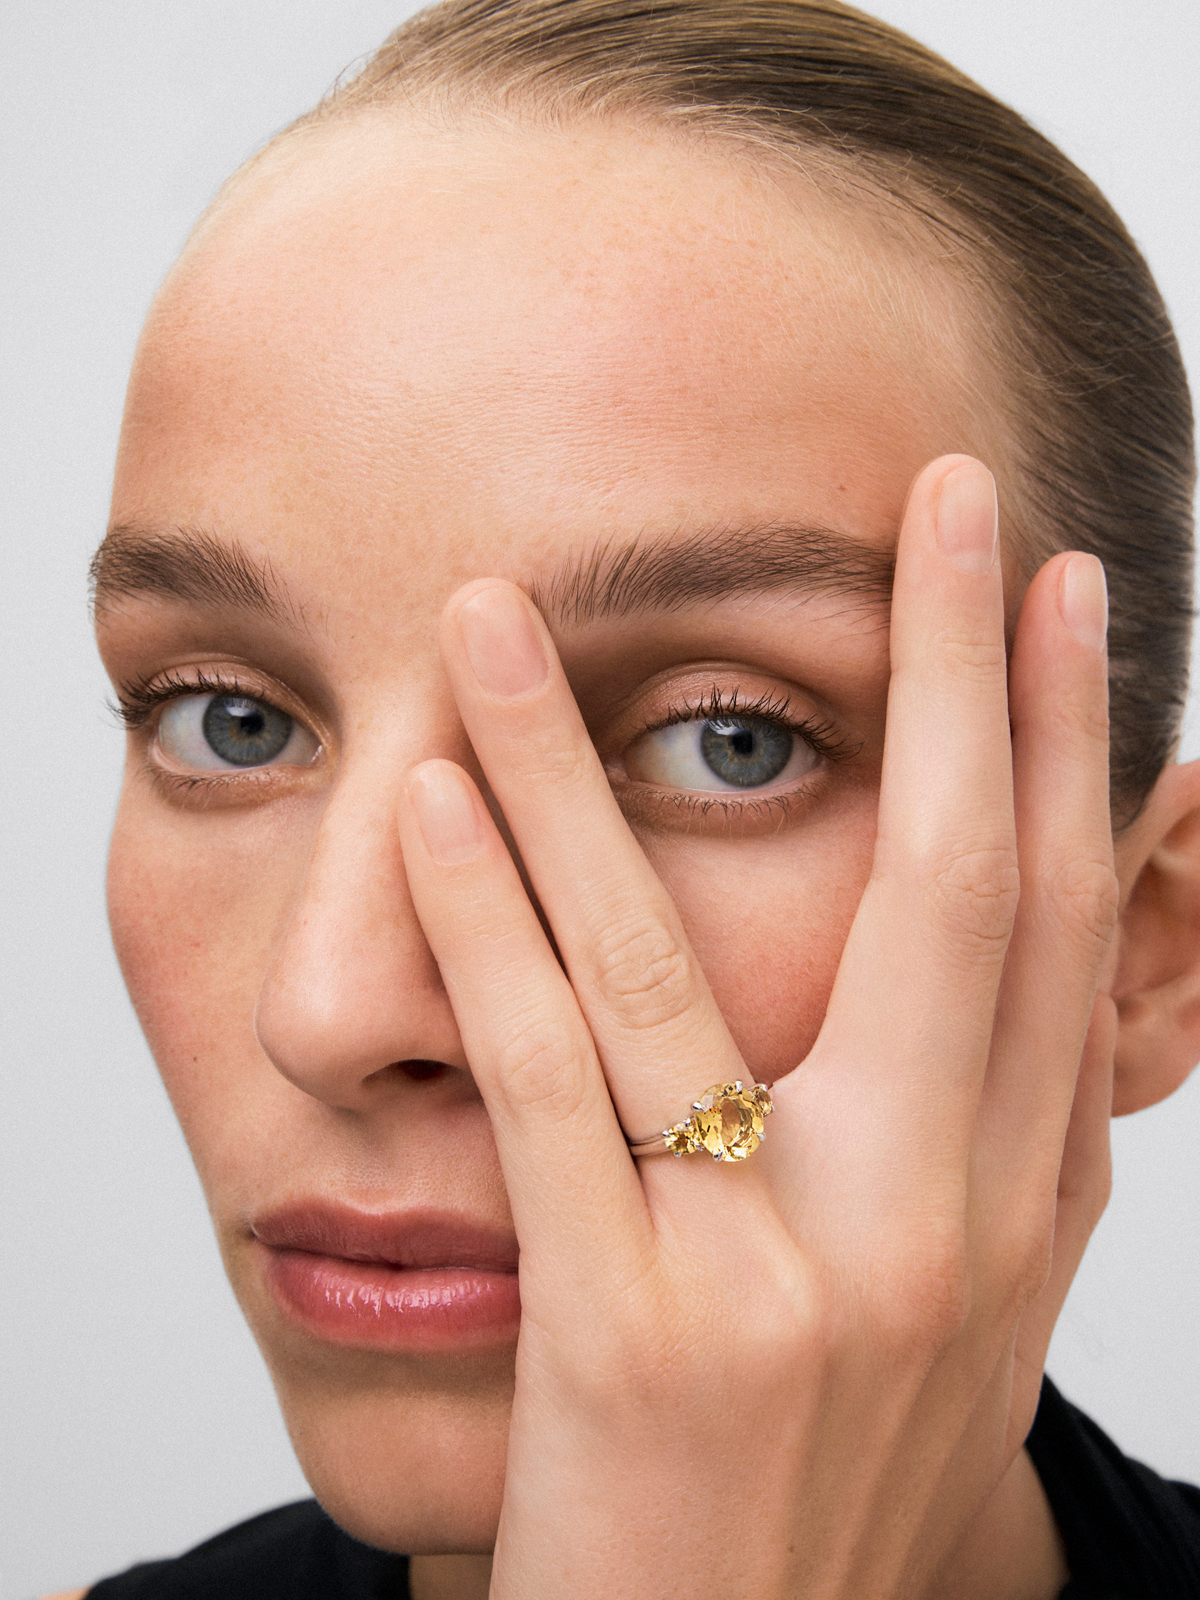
[1009,1234,1053,1308]
[1070,694,1111,750]
[562,1308,657,1401]
[987,1200,1055,1312]
[909,1262,971,1348]
[925,845,1021,951]
[719,1251,826,1371]
[1086,1162,1114,1231]
[1059,1143,1113,1232]
[563,1283,707,1407]
[759,1283,828,1375]
[1051,855,1120,956]
[515,736,591,790]
[589,1257,824,1407]
[491,1022,587,1121]
[593,916,697,1032]
[1039,679,1110,749]
[933,631,1009,681]
[867,1226,972,1353]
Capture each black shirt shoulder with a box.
[85,1499,409,1600]
[1029,1374,1200,1599]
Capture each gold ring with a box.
[625,1081,773,1162]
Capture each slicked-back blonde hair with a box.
[282,0,1193,823]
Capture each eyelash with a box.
[113,669,255,731]
[653,685,852,760]
[623,685,859,823]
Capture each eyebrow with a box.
[530,521,895,624]
[90,519,894,627]
[90,525,293,623]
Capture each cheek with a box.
[640,792,878,1077]
[106,787,309,1141]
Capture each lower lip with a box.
[261,1246,521,1351]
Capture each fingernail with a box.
[1058,553,1108,652]
[458,585,548,697]
[935,463,998,574]
[408,762,485,865]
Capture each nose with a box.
[255,765,467,1111]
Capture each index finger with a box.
[434,578,748,1147]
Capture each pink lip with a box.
[252,1203,521,1351]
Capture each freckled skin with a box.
[102,115,1008,1555]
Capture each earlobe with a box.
[1111,760,1200,1114]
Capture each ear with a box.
[1110,759,1200,1115]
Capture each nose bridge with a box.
[254,752,467,1108]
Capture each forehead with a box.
[114,114,989,599]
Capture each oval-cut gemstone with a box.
[668,1081,772,1161]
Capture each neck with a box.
[928,1447,1067,1600]
[409,1552,493,1600]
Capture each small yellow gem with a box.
[664,1121,698,1156]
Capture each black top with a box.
[86,1500,410,1599]
[86,1377,1200,1598]
[1026,1379,1200,1597]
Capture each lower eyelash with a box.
[653,788,798,824]
[136,757,290,806]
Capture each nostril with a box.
[392,1059,450,1082]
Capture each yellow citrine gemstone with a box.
[663,1081,772,1160]
[664,1121,699,1156]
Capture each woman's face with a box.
[98,114,999,1551]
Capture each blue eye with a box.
[699,717,794,788]
[624,713,819,794]
[157,693,318,772]
[202,696,292,765]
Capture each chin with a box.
[266,1346,513,1554]
[213,1190,520,1552]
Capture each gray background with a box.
[3,2,1198,1595]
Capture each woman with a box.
[46,0,1200,1594]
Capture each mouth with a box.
[251,1202,521,1352]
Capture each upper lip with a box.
[251,1202,519,1273]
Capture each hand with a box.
[396,456,1118,1598]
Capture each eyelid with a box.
[114,667,317,734]
[115,667,255,729]
[627,684,857,764]
[113,667,325,786]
